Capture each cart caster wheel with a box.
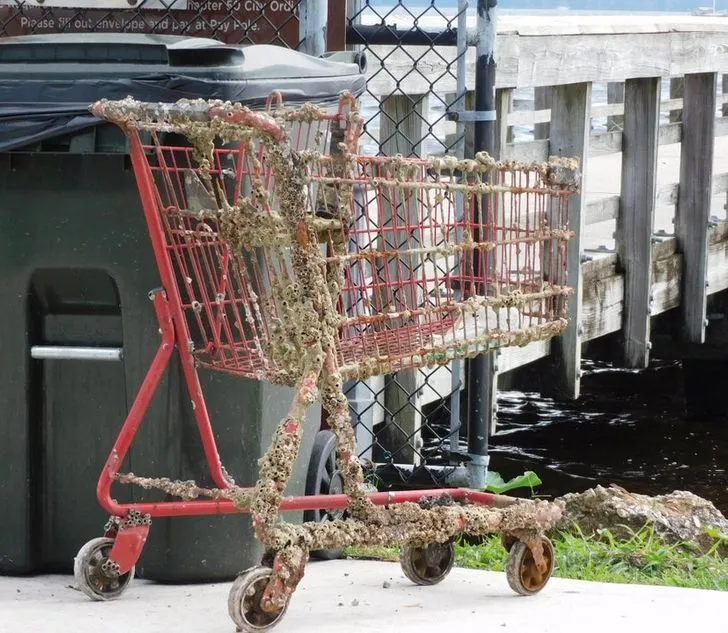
[505,537,555,596]
[400,540,455,586]
[73,537,134,601]
[304,430,345,561]
[228,566,290,632]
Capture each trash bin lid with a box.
[0,33,366,152]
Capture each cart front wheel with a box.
[505,537,555,596]
[228,566,290,632]
[400,540,455,586]
[73,537,134,601]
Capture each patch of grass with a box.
[343,524,728,591]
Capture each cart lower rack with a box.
[74,92,579,631]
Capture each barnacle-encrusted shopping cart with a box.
[75,92,579,631]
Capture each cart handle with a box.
[90,99,286,142]
[207,106,286,142]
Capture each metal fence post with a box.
[465,0,498,490]
[299,0,328,56]
[448,0,470,461]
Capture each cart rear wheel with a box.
[400,540,455,586]
[228,566,289,632]
[73,537,134,601]
[505,537,555,596]
[304,430,345,561]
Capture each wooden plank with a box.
[497,341,551,374]
[534,87,553,140]
[582,252,619,281]
[713,171,728,197]
[544,82,591,399]
[716,117,728,138]
[652,253,683,315]
[707,239,728,294]
[378,93,430,157]
[506,31,728,89]
[377,93,429,465]
[591,122,681,156]
[494,116,728,164]
[670,77,684,123]
[607,81,625,132]
[587,196,620,225]
[419,364,461,407]
[708,220,728,244]
[656,183,679,208]
[659,122,683,146]
[496,120,728,169]
[364,29,728,95]
[581,274,625,341]
[593,102,626,118]
[676,72,717,344]
[495,14,728,36]
[480,232,728,371]
[617,77,661,368]
[501,139,549,163]
[507,108,551,127]
[706,221,728,294]
[495,88,514,159]
[590,130,623,156]
[508,97,685,126]
[580,254,622,343]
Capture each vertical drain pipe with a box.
[465,0,498,490]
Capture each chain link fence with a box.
[0,0,473,486]
[344,1,471,488]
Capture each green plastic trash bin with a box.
[0,32,365,582]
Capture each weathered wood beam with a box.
[617,77,661,368]
[365,30,728,95]
[377,93,429,465]
[544,82,591,400]
[476,228,728,374]
[607,82,625,132]
[676,73,717,344]
[494,88,514,159]
[494,116,728,163]
[670,77,684,123]
[378,93,430,158]
[534,86,553,140]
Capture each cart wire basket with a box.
[75,91,579,631]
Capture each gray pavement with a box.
[1,559,725,633]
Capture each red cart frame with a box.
[74,92,578,631]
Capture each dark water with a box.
[487,360,728,514]
[423,360,728,514]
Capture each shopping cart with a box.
[76,92,579,631]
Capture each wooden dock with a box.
[352,13,728,448]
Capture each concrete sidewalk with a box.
[1,560,725,633]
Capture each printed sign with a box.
[0,0,346,49]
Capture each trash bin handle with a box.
[30,345,123,362]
